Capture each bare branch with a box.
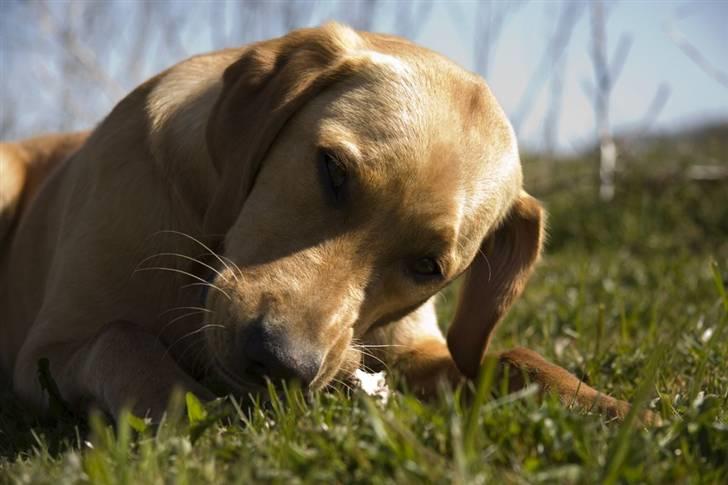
[589,0,617,201]
[667,24,728,89]
[637,83,671,135]
[209,0,229,49]
[34,0,125,101]
[511,0,583,134]
[473,0,526,78]
[543,49,566,155]
[339,0,379,32]
[395,0,434,39]
[128,0,155,83]
[608,33,633,88]
[0,96,15,139]
[161,11,191,60]
[281,0,318,32]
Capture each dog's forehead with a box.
[318,46,521,246]
[321,52,513,166]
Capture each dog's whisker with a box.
[351,340,403,350]
[163,323,227,361]
[219,254,244,284]
[356,359,384,377]
[137,252,229,283]
[179,281,233,301]
[455,233,494,280]
[453,237,493,281]
[351,339,390,357]
[477,247,493,283]
[158,310,212,337]
[357,354,389,372]
[176,337,213,373]
[329,377,354,393]
[171,323,227,344]
[156,307,218,347]
[133,263,232,300]
[351,345,390,373]
[354,343,405,349]
[154,229,239,283]
[134,266,232,300]
[158,305,212,316]
[174,339,203,367]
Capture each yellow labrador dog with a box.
[0,23,634,421]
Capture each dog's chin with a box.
[205,356,263,397]
[318,345,362,390]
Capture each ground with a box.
[1,125,727,483]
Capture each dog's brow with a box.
[407,225,457,257]
[320,140,361,167]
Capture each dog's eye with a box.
[411,257,442,278]
[320,150,347,199]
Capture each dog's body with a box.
[1,24,635,421]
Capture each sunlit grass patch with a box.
[2,134,727,483]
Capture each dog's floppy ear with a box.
[204,23,363,235]
[447,191,545,378]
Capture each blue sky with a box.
[2,0,726,154]
[408,0,728,153]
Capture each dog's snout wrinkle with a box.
[242,320,322,386]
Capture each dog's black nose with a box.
[243,320,322,386]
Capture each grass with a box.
[1,126,727,483]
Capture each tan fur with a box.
[447,191,545,378]
[0,132,89,241]
[0,23,641,422]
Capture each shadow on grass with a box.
[0,370,87,463]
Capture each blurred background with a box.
[0,0,726,201]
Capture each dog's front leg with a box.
[363,299,637,420]
[14,321,213,421]
[361,299,464,396]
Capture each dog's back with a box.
[0,132,89,244]
[0,132,88,373]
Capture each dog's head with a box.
[201,23,544,392]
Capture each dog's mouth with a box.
[207,355,266,396]
[206,353,359,399]
[203,329,361,399]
